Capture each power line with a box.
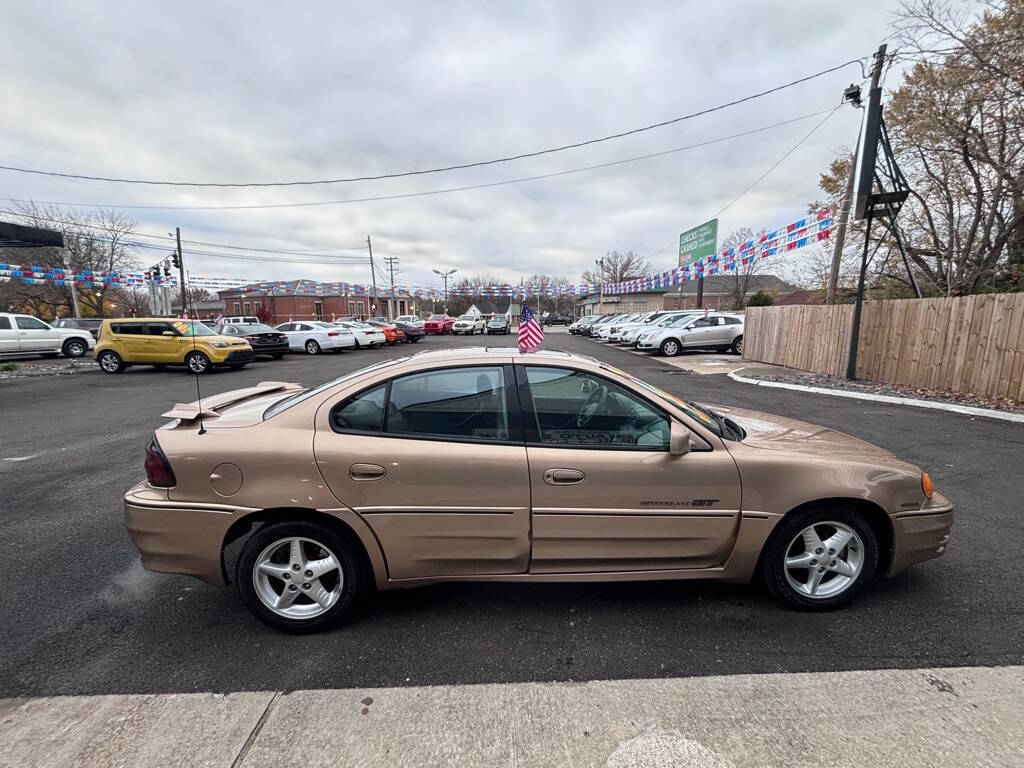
[644,105,841,260]
[0,108,839,213]
[0,58,867,189]
[0,209,370,259]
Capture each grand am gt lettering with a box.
[124,348,953,633]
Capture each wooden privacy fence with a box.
[743,293,1024,402]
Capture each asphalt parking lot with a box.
[1,330,1021,697]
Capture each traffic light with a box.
[171,250,181,269]
[163,260,172,278]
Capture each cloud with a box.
[0,0,898,289]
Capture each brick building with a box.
[662,274,798,311]
[574,288,670,317]
[218,282,417,324]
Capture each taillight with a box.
[922,472,933,499]
[144,437,176,487]
[327,331,339,336]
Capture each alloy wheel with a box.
[783,521,864,599]
[253,537,343,619]
[64,339,87,357]
[99,352,121,372]
[187,353,209,373]
[661,339,680,356]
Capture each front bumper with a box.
[636,339,657,349]
[124,482,243,586]
[888,492,954,576]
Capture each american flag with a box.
[517,302,544,350]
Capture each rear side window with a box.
[386,366,509,442]
[145,322,176,336]
[330,384,387,432]
[724,317,742,325]
[0,317,10,330]
[111,323,144,335]
[15,316,48,330]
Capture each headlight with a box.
[208,341,231,348]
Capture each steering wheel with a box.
[577,385,608,428]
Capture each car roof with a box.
[406,346,599,365]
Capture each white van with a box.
[221,316,260,325]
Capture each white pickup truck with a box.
[451,313,486,335]
[0,312,96,358]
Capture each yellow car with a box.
[94,318,254,374]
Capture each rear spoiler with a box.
[162,381,304,422]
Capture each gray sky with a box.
[0,0,904,291]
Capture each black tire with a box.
[236,519,364,633]
[40,352,60,358]
[97,350,125,374]
[761,505,879,611]
[305,339,321,355]
[272,353,285,360]
[409,337,420,343]
[153,364,167,369]
[731,335,743,355]
[659,338,681,357]
[230,363,247,370]
[61,338,88,358]
[185,351,211,374]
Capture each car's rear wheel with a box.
[272,352,285,359]
[185,351,211,374]
[97,350,125,374]
[731,335,743,355]
[660,338,681,357]
[236,520,362,633]
[62,338,88,358]
[761,506,878,611]
[305,339,321,355]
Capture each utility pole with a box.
[846,43,887,381]
[827,79,867,305]
[366,235,378,318]
[384,256,399,318]
[595,257,604,314]
[175,227,186,316]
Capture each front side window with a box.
[145,322,176,336]
[523,366,668,450]
[111,323,144,335]
[330,384,387,432]
[16,316,48,330]
[387,366,509,442]
[0,317,11,330]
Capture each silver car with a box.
[636,313,744,356]
[619,311,700,347]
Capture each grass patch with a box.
[0,362,19,372]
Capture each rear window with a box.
[263,357,410,419]
[0,317,10,330]
[111,323,145,335]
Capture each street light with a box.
[432,268,457,315]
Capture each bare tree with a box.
[580,250,653,285]
[11,203,141,315]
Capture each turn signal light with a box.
[922,472,934,499]
[145,437,176,488]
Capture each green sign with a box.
[679,219,718,267]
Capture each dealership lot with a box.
[1,331,1021,698]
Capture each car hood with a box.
[706,404,913,466]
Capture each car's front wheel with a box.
[660,338,681,357]
[761,506,878,611]
[185,351,211,374]
[62,338,88,358]
[305,340,321,355]
[236,520,363,633]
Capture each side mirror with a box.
[669,421,691,456]
[162,330,176,337]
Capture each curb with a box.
[727,368,1024,424]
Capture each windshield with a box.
[458,315,475,320]
[173,320,216,337]
[429,314,445,320]
[264,357,410,419]
[663,314,696,327]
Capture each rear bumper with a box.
[249,341,289,356]
[221,349,255,364]
[123,482,247,586]
[888,493,954,576]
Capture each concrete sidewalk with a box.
[2,665,1021,767]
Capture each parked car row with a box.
[88,314,433,374]
[571,310,744,356]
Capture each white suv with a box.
[636,313,744,356]
[619,311,699,346]
[451,314,486,335]
[0,312,96,359]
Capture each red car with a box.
[423,314,455,334]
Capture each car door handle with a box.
[350,463,386,482]
[543,468,585,485]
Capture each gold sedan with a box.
[125,348,952,632]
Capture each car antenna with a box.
[175,230,206,435]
